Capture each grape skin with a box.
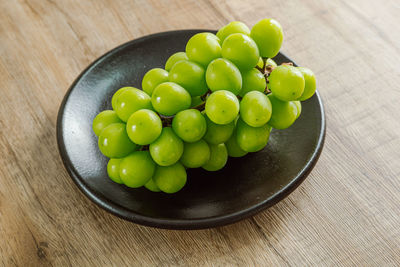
[92,110,122,136]
[169,60,208,97]
[216,21,250,43]
[297,67,316,101]
[202,143,228,171]
[267,94,298,130]
[268,65,305,101]
[107,158,123,184]
[225,131,248,157]
[186,32,221,67]
[206,58,242,95]
[145,178,161,192]
[294,101,302,119]
[250,18,283,58]
[180,140,211,168]
[114,87,152,122]
[236,118,271,152]
[240,91,272,127]
[165,52,189,71]
[221,33,259,71]
[172,109,207,142]
[205,90,240,125]
[239,68,266,97]
[151,82,191,116]
[149,127,184,166]
[142,68,169,96]
[154,163,187,194]
[126,109,162,145]
[112,87,132,111]
[119,151,156,188]
[98,123,136,158]
[203,114,235,145]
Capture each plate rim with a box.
[57,29,326,230]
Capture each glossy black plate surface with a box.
[57,30,325,230]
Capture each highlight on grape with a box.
[92,18,317,194]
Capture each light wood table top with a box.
[1,0,399,265]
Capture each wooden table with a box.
[1,0,399,265]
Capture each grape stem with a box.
[192,101,206,111]
[159,114,173,127]
[255,66,263,72]
[190,89,210,111]
[139,145,149,151]
[201,90,211,101]
[262,57,269,74]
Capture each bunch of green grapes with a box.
[92,19,317,194]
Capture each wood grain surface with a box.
[1,0,400,265]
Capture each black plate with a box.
[57,30,325,230]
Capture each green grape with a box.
[257,57,278,69]
[144,178,161,192]
[92,110,122,136]
[267,94,298,129]
[154,163,187,194]
[112,87,133,111]
[266,58,278,67]
[205,90,239,125]
[98,123,136,158]
[206,58,242,95]
[297,67,316,101]
[119,151,155,188]
[180,140,210,168]
[191,96,203,107]
[202,143,228,171]
[225,131,248,157]
[294,100,302,119]
[169,60,208,96]
[203,114,235,145]
[142,68,169,96]
[107,158,123,184]
[216,21,250,43]
[172,109,206,142]
[257,57,263,69]
[239,68,266,97]
[126,109,162,145]
[240,91,272,127]
[165,52,188,71]
[114,87,152,122]
[151,82,191,116]
[221,33,259,71]
[186,32,221,67]
[268,65,305,101]
[250,18,283,58]
[236,118,271,152]
[149,127,184,166]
